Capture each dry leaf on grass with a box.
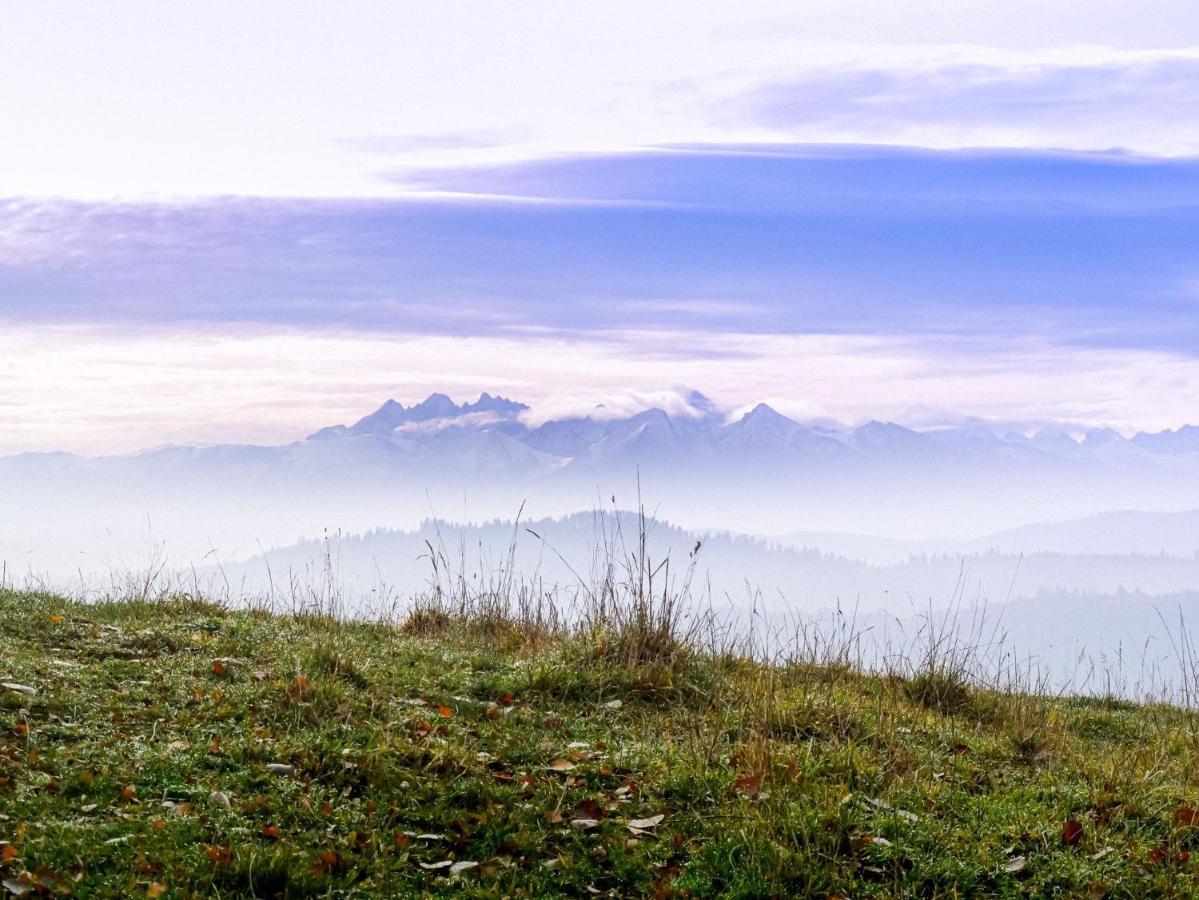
[1004,856,1027,874]
[627,814,665,831]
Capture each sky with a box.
[2,1,1199,454]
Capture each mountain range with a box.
[4,391,1199,579]
[302,391,1199,461]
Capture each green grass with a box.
[4,588,1199,897]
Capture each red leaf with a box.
[573,799,606,821]
[1061,820,1084,847]
[206,845,234,867]
[1148,845,1191,866]
[315,850,344,873]
[261,824,281,841]
[437,705,454,719]
[734,774,762,796]
[1175,806,1199,827]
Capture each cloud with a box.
[2,147,1198,355]
[734,56,1199,155]
[340,132,514,155]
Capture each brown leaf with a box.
[1145,845,1188,867]
[547,758,576,772]
[573,799,605,821]
[734,774,761,796]
[1175,806,1199,828]
[206,845,234,867]
[261,824,281,841]
[315,850,344,874]
[147,883,167,898]
[437,705,454,719]
[1061,819,1084,847]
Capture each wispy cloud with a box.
[3,147,1197,351]
[733,55,1199,155]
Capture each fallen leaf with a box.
[147,883,167,897]
[437,705,454,718]
[265,763,295,776]
[261,824,281,840]
[1175,806,1199,828]
[627,814,665,831]
[2,877,33,897]
[573,799,605,821]
[604,699,623,709]
[1004,855,1028,874]
[206,845,234,866]
[734,774,761,796]
[1148,845,1190,867]
[450,861,478,875]
[209,791,231,809]
[547,758,576,772]
[571,818,600,829]
[1062,819,1084,847]
[315,850,344,873]
[418,860,453,870]
[0,684,35,697]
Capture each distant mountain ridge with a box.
[291,391,1199,462]
[6,390,1199,573]
[309,392,529,439]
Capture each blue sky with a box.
[1,2,1198,452]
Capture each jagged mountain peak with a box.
[308,391,530,440]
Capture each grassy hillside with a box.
[3,588,1199,897]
